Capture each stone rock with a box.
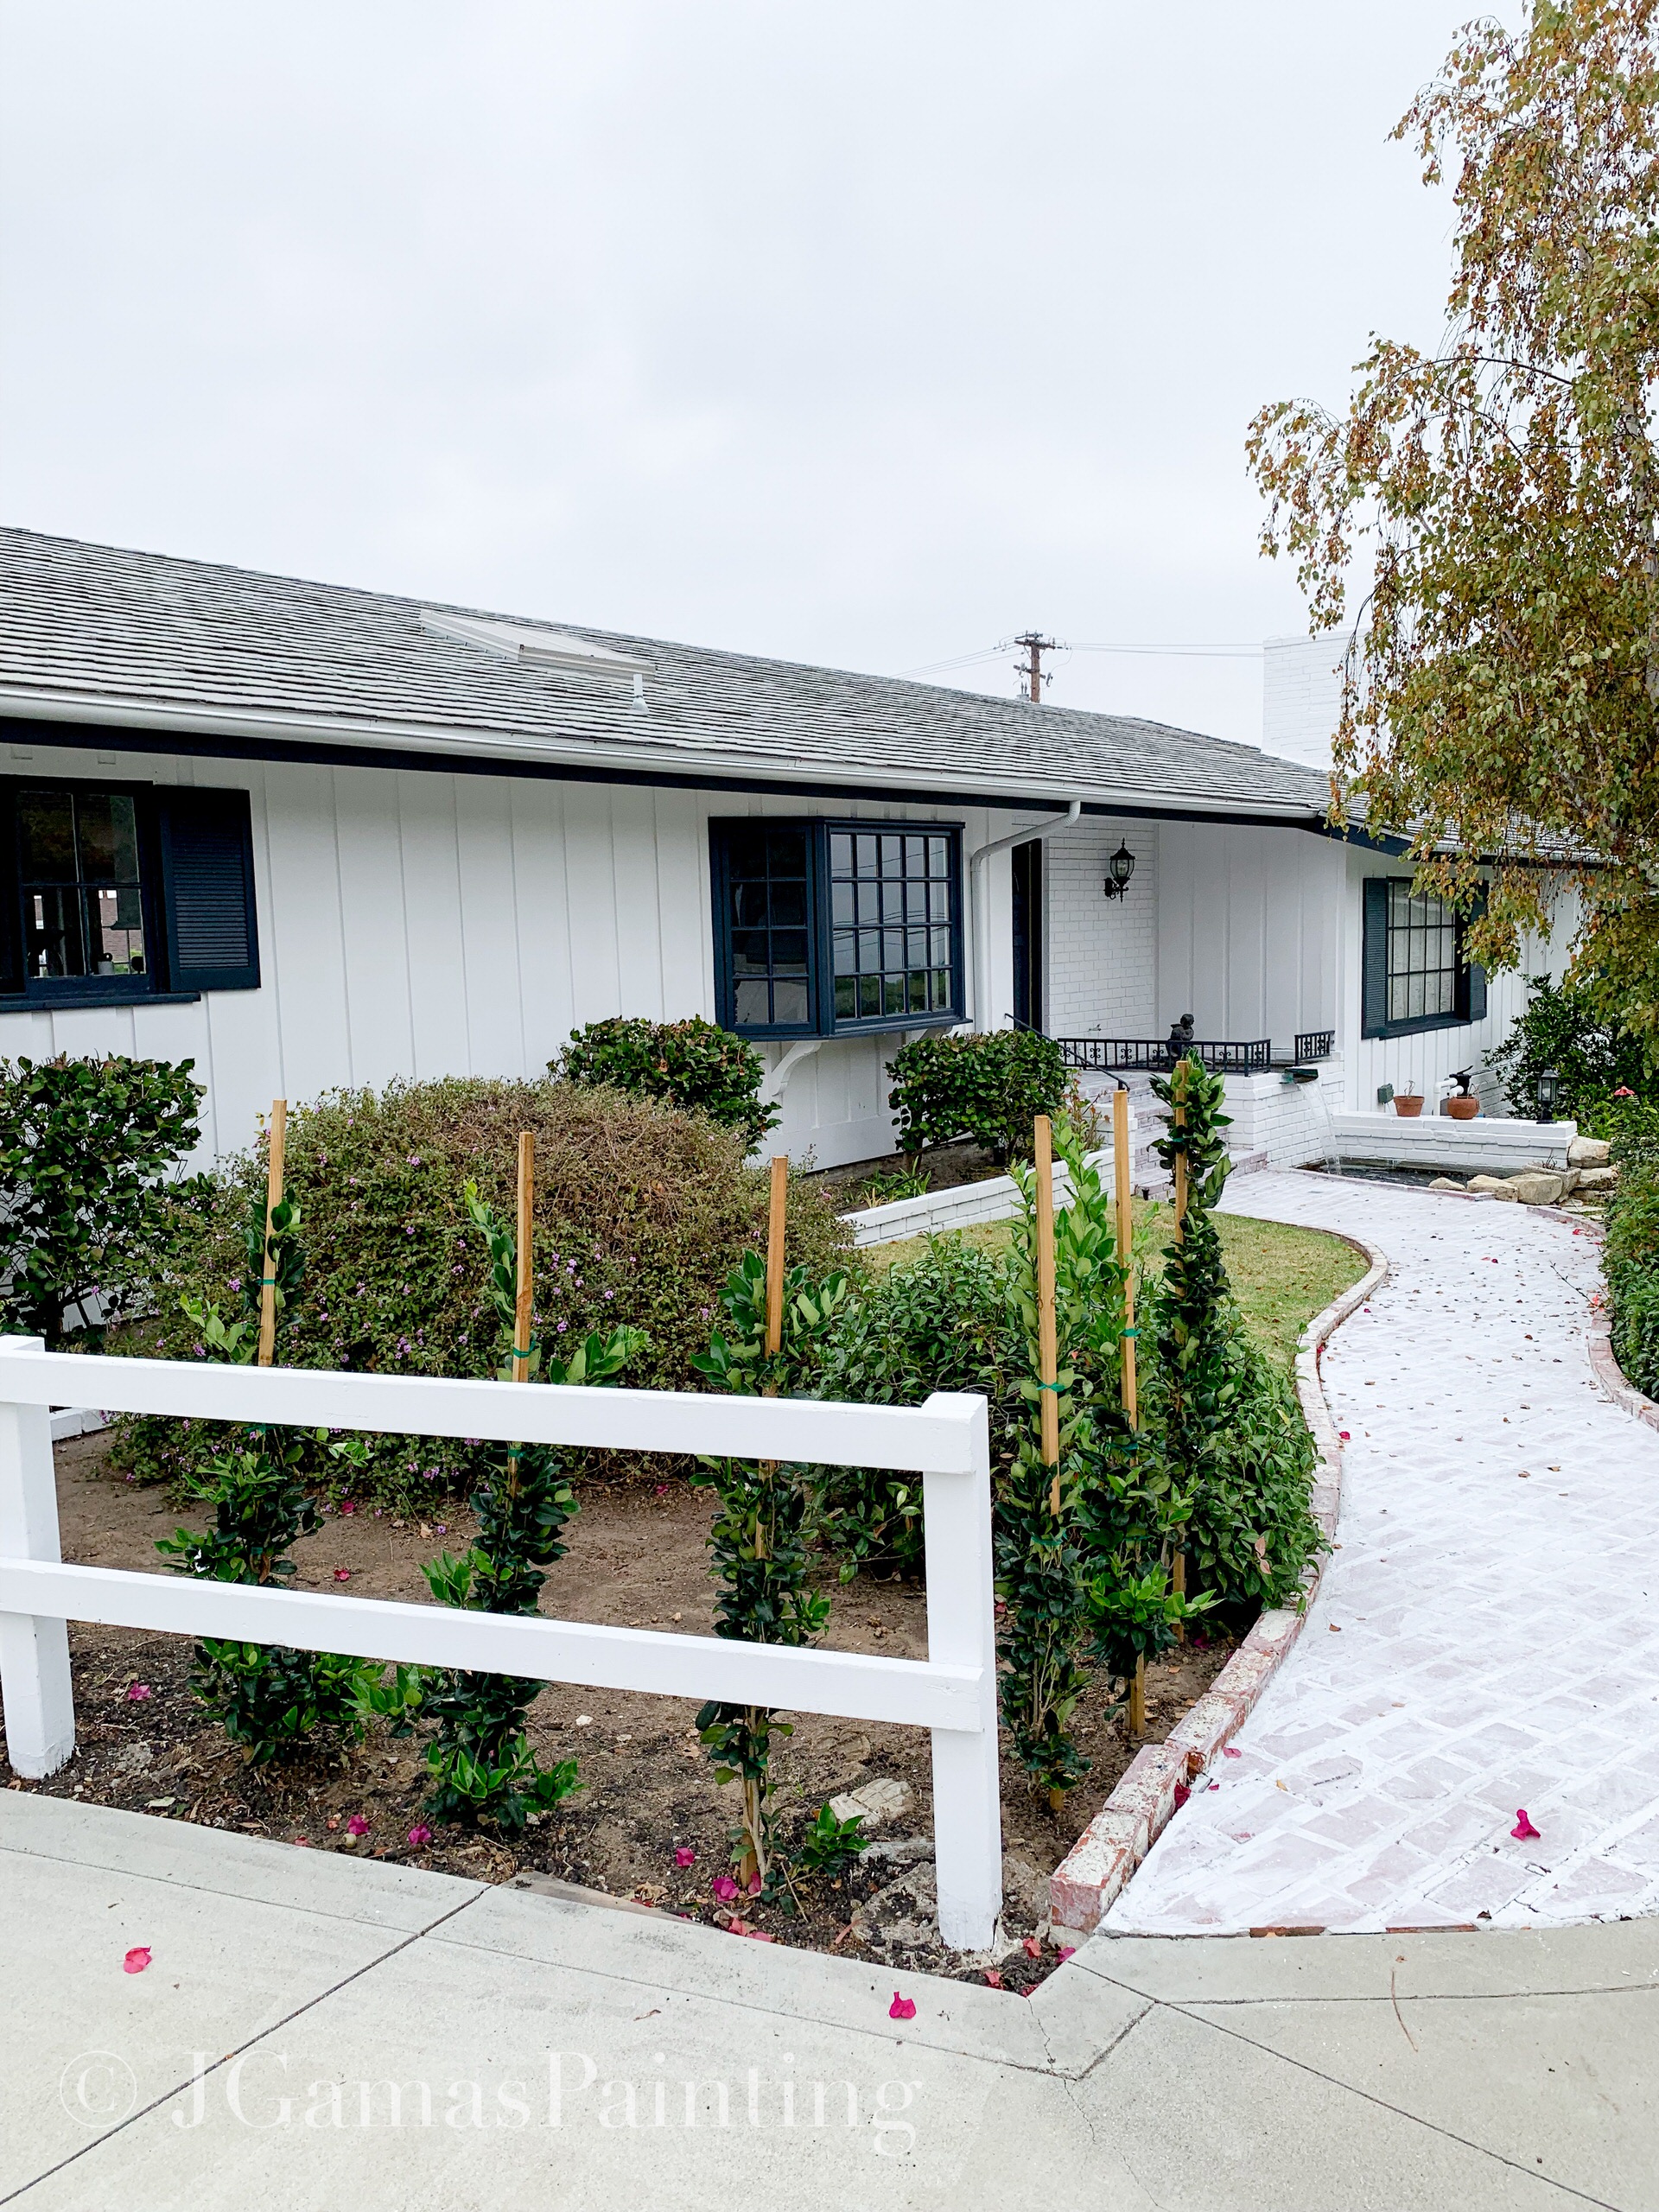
[1429,1177,1465,1192]
[1557,1167,1580,1195]
[1576,1164,1618,1190]
[1503,1170,1565,1205]
[829,1776,913,1828]
[1569,1135,1611,1168]
[1467,1175,1517,1198]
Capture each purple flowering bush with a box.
[108,1076,848,1506]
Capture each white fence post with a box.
[922,1390,1002,1950]
[0,1338,76,1777]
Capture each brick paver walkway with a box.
[1105,1169,1659,1936]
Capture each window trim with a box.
[1360,874,1489,1040]
[710,817,967,1040]
[0,773,261,1012]
[3,774,168,1008]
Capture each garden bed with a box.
[10,1429,1232,1990]
[810,1138,1005,1215]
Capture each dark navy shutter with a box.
[157,788,260,993]
[1462,884,1489,1024]
[0,785,19,993]
[1361,877,1389,1038]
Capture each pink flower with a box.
[1338,1431,1351,1441]
[334,1567,352,1583]
[125,1683,152,1702]
[123,1946,151,1974]
[407,1824,434,1848]
[1511,1809,1541,1841]
[346,1815,371,1838]
[888,1993,916,2020]
[1614,1086,1636,1098]
[340,1501,355,1516]
[655,1484,670,1497]
[673,1847,696,1868]
[711,1875,741,1903]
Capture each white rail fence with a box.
[0,1338,1001,1948]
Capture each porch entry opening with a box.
[1011,837,1043,1032]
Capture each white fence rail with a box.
[0,1338,1001,1948]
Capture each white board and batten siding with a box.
[1,734,1007,1172]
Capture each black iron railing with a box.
[1294,1029,1335,1063]
[1058,1037,1273,1075]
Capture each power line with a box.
[893,637,1266,680]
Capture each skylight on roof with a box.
[419,608,652,680]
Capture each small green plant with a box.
[855,1163,931,1209]
[1084,1556,1211,1698]
[157,1182,370,1761]
[690,1246,851,1889]
[413,1180,646,1832]
[887,1030,1066,1164]
[554,1016,779,1150]
[793,1802,868,1878]
[0,1053,201,1346]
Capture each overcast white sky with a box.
[0,3,1519,745]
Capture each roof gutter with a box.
[0,691,1325,827]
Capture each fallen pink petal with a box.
[888,1993,916,2020]
[983,1968,1005,1989]
[1021,1935,1042,1958]
[122,1946,151,1974]
[333,1567,352,1582]
[711,1875,740,1902]
[1173,1783,1191,1808]
[406,1824,434,1848]
[1512,1810,1541,1840]
[1058,1947,1076,1961]
[125,1683,152,1702]
[346,1815,371,1838]
[673,1847,696,1868]
[1224,1747,1243,1759]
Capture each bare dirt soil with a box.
[4,1433,1232,1991]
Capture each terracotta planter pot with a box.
[1446,1095,1479,1120]
[1393,1095,1425,1117]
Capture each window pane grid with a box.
[1384,880,1457,1024]
[19,790,147,982]
[828,828,956,1022]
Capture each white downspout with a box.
[966,800,1082,1030]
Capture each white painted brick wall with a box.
[1038,819,1158,1039]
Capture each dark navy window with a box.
[711,819,963,1039]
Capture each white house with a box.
[0,531,1567,1172]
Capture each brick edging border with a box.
[1047,1229,1389,1936]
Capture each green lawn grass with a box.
[861,1201,1365,1365]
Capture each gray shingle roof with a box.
[0,529,1332,818]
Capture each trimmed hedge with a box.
[111,1077,847,1504]
[1606,1103,1659,1401]
[552,1017,777,1151]
[887,1029,1066,1162]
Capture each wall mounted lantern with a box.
[1535,1066,1565,1121]
[1102,842,1135,900]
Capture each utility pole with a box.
[1013,631,1059,703]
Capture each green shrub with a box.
[1605,1101,1659,1401]
[109,1077,848,1504]
[1485,974,1657,1124]
[887,1030,1065,1163]
[553,1017,778,1151]
[815,1236,1010,1580]
[0,1053,202,1346]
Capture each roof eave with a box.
[0,688,1326,825]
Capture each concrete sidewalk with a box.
[2,1794,1653,2210]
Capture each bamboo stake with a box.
[1128,1653,1147,1738]
[512,1132,535,1383]
[256,1099,287,1369]
[1033,1115,1060,1512]
[765,1154,788,1361]
[1112,1087,1137,1427]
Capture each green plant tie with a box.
[1036,1380,1064,1392]
[1121,1327,1138,1338]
